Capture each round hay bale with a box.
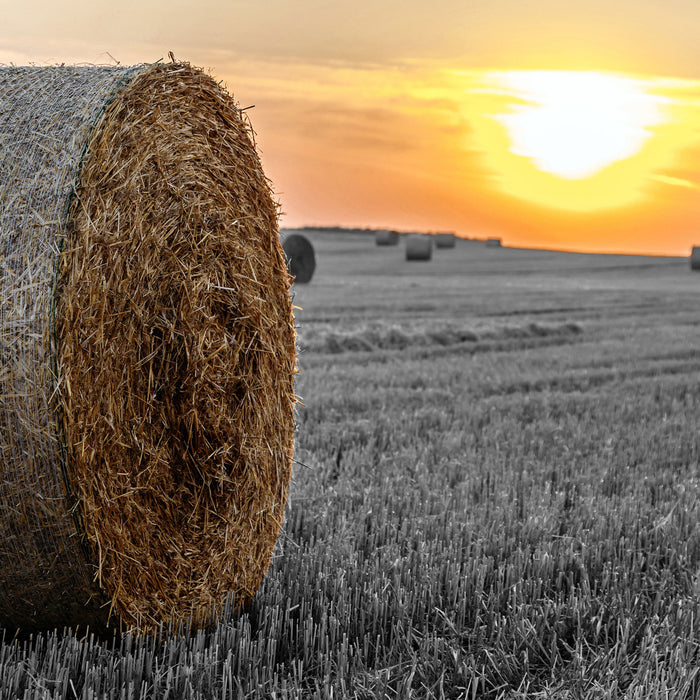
[0,62,296,633]
[434,232,456,249]
[375,229,399,246]
[280,231,316,283]
[691,246,700,270]
[405,234,433,261]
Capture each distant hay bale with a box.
[691,246,700,270]
[280,232,316,283]
[375,229,399,246]
[405,234,433,261]
[486,238,502,248]
[0,62,296,634]
[434,232,456,249]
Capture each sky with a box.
[3,1,700,255]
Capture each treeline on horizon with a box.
[283,225,478,239]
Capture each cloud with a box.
[6,0,700,78]
[650,174,697,189]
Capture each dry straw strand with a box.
[0,61,296,634]
[280,231,316,283]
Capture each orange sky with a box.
[4,1,700,254]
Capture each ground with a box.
[2,231,700,699]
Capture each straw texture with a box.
[691,246,700,270]
[280,232,316,283]
[405,234,433,261]
[0,62,296,633]
[375,230,399,246]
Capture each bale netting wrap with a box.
[691,246,700,270]
[280,231,316,283]
[0,62,297,634]
[375,229,399,246]
[434,232,456,249]
[405,234,433,261]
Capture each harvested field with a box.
[1,229,699,698]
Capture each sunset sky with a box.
[3,1,700,254]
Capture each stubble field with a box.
[2,231,700,698]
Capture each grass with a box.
[2,233,700,698]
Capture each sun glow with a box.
[493,71,666,179]
[460,69,700,212]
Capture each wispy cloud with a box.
[650,174,697,189]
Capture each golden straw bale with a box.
[0,61,296,634]
[691,246,700,270]
[375,230,399,246]
[405,234,433,261]
[434,232,456,249]
[280,231,316,283]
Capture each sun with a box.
[492,71,665,179]
[460,69,700,212]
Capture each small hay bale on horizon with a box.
[375,229,399,246]
[405,234,433,261]
[280,231,316,283]
[690,246,700,270]
[0,61,296,634]
[486,237,502,248]
[434,232,456,249]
